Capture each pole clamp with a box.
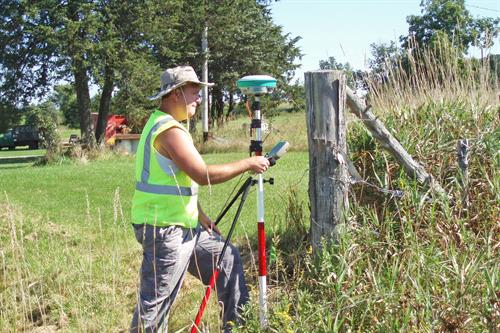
[252,100,261,111]
[250,140,262,154]
[251,119,261,129]
[264,178,274,185]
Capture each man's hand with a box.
[200,218,221,235]
[198,202,221,235]
[246,156,270,174]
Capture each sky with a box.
[269,0,500,81]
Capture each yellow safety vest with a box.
[131,110,198,228]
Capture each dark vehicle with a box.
[11,125,41,149]
[0,129,15,150]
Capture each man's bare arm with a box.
[155,127,269,185]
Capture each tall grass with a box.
[237,196,498,332]
[367,36,498,111]
[0,193,136,331]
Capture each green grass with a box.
[0,155,138,331]
[0,148,46,158]
[195,112,308,153]
[0,148,46,169]
[0,149,309,332]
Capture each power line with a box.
[466,4,500,13]
[277,0,500,11]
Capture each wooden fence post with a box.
[305,70,348,253]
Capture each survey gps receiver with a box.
[237,75,277,96]
[265,141,289,166]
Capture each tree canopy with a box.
[0,0,302,145]
[402,0,499,53]
[366,0,498,86]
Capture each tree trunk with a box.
[211,87,224,127]
[209,89,218,129]
[305,70,349,253]
[217,92,224,127]
[68,1,95,149]
[95,64,114,146]
[73,60,95,149]
[226,91,234,121]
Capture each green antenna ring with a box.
[237,75,277,95]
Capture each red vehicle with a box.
[91,113,129,144]
[105,115,129,144]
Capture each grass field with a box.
[0,148,46,157]
[0,147,309,332]
[194,111,309,153]
[0,148,46,170]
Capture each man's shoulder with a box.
[145,110,176,130]
[155,118,189,140]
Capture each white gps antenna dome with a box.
[237,75,277,95]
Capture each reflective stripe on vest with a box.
[135,182,198,196]
[139,115,195,196]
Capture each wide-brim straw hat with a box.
[149,65,214,100]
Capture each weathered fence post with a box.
[305,70,348,253]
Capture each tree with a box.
[471,17,500,59]
[205,0,301,125]
[401,0,499,54]
[365,0,500,90]
[281,79,305,112]
[0,1,62,104]
[112,56,159,132]
[0,1,94,147]
[148,0,302,127]
[319,56,365,90]
[0,1,157,147]
[319,56,352,72]
[25,101,61,154]
[368,41,400,76]
[1,0,302,142]
[0,102,23,133]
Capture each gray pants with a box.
[130,224,249,333]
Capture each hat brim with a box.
[149,81,215,101]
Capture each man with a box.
[130,65,270,332]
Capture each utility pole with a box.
[202,24,209,142]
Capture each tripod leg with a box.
[191,269,221,333]
[191,179,253,333]
[214,177,253,225]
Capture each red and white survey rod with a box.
[191,98,270,331]
[252,96,268,328]
[250,104,292,328]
